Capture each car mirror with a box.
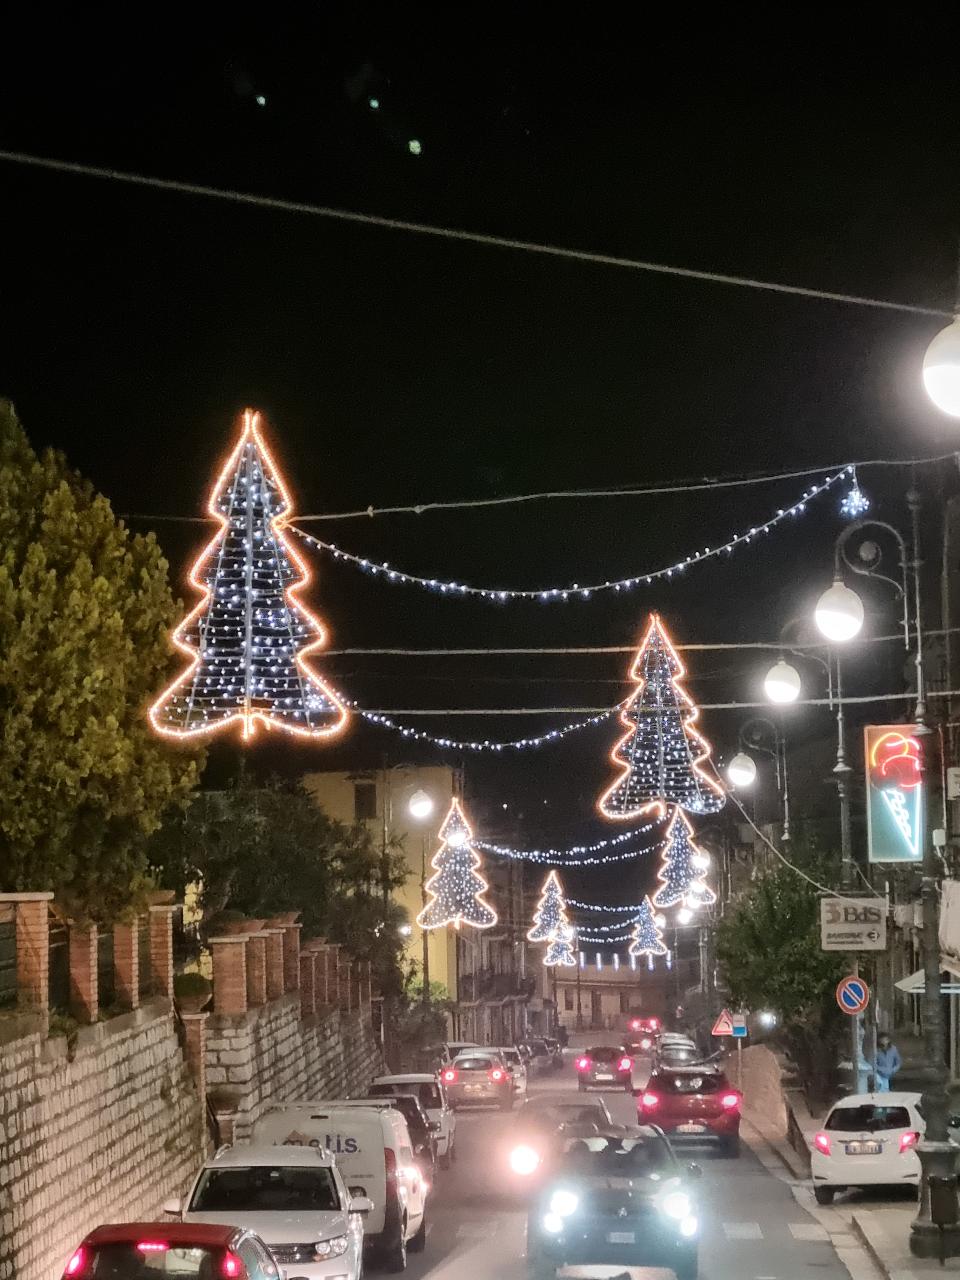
[162,1197,182,1216]
[349,1196,374,1215]
[687,1163,703,1181]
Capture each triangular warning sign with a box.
[712,1008,734,1036]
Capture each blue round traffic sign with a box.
[836,975,870,1015]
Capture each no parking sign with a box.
[836,974,870,1015]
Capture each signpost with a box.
[713,1009,748,1086]
[836,974,870,1014]
[711,1009,734,1036]
[820,897,886,951]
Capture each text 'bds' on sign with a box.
[820,896,887,952]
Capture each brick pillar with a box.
[246,934,267,1006]
[352,960,364,1011]
[326,945,341,1009]
[0,893,54,1011]
[338,954,353,1012]
[210,936,248,1015]
[281,924,302,994]
[180,1011,208,1099]
[68,923,98,1023]
[148,906,176,999]
[307,940,330,1006]
[300,950,316,1018]
[264,930,285,1001]
[113,922,139,1010]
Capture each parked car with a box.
[426,1040,479,1065]
[367,1074,457,1167]
[810,1092,925,1204]
[359,1093,437,1181]
[506,1093,614,1189]
[638,1064,742,1156]
[493,1045,528,1096]
[522,1039,555,1076]
[442,1049,514,1110]
[575,1045,633,1091]
[252,1101,427,1271]
[171,1144,366,1280]
[61,1224,279,1280]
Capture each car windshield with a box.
[520,1103,606,1129]
[558,1134,676,1178]
[825,1104,912,1132]
[455,1055,498,1071]
[654,1073,728,1094]
[587,1047,622,1063]
[88,1246,233,1279]
[369,1081,442,1108]
[189,1165,340,1211]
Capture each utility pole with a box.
[420,835,430,1001]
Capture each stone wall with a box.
[0,1001,204,1280]
[206,996,383,1141]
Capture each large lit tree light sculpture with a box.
[150,409,349,741]
[528,869,570,943]
[652,808,717,910]
[544,924,577,967]
[628,897,668,959]
[417,798,497,931]
[598,613,724,819]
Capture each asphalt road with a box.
[397,1043,882,1280]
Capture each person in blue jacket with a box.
[874,1033,902,1092]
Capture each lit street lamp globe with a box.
[764,659,801,704]
[677,907,694,925]
[923,317,960,417]
[408,789,434,820]
[727,752,757,788]
[814,580,864,643]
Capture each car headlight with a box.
[541,1212,564,1234]
[510,1145,541,1175]
[680,1216,698,1238]
[313,1236,349,1260]
[660,1191,691,1221]
[549,1189,579,1218]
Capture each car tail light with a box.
[575,1057,591,1071]
[618,1057,632,1072]
[489,1067,506,1082]
[137,1243,170,1253]
[640,1092,659,1109]
[649,1018,659,1030]
[63,1248,87,1278]
[384,1146,398,1185]
[640,1038,652,1050]
[441,1068,457,1084]
[630,1019,641,1030]
[814,1131,831,1156]
[900,1130,921,1153]
[222,1254,243,1279]
[720,1092,741,1110]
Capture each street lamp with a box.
[764,659,802,704]
[923,317,960,417]
[408,789,435,820]
[406,787,436,1003]
[726,753,757,788]
[814,579,865,643]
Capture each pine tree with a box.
[628,897,668,958]
[527,869,569,942]
[416,799,497,931]
[599,613,724,819]
[150,409,348,741]
[544,924,577,967]
[652,808,717,909]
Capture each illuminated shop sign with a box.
[864,725,924,863]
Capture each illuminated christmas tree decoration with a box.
[544,924,577,967]
[598,614,725,820]
[651,809,718,910]
[150,410,349,742]
[416,798,497,932]
[528,870,569,942]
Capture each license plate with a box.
[606,1231,635,1244]
[677,1123,707,1133]
[844,1141,882,1155]
[597,1074,613,1081]
[465,1084,485,1093]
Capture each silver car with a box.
[442,1050,514,1111]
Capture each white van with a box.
[253,1102,426,1272]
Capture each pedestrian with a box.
[874,1033,902,1092]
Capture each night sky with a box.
[2,14,960,909]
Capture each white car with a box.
[170,1143,367,1280]
[810,1092,923,1204]
[493,1047,528,1097]
[253,1101,428,1271]
[367,1074,458,1167]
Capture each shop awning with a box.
[895,968,960,995]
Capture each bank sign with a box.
[864,724,924,863]
[820,897,886,951]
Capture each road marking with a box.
[723,1221,763,1240]
[456,1221,499,1239]
[789,1223,830,1242]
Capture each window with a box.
[189,1165,340,1212]
[620,992,630,1013]
[88,1246,232,1279]
[354,782,377,822]
[455,1056,497,1071]
[826,1104,912,1132]
[654,1072,728,1095]
[237,1239,277,1280]
[564,989,574,1011]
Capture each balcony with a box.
[473,968,536,1000]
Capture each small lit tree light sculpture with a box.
[416,798,497,931]
[528,869,570,943]
[628,897,668,959]
[651,808,717,910]
[150,409,349,741]
[544,924,577,967]
[598,614,724,820]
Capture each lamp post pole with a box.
[575,932,584,1030]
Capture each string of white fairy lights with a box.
[357,705,617,751]
[476,830,663,867]
[291,469,849,602]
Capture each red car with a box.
[629,1016,661,1036]
[638,1065,742,1156]
[61,1224,279,1280]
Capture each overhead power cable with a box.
[0,149,951,318]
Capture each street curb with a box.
[741,1114,809,1181]
[850,1214,892,1280]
